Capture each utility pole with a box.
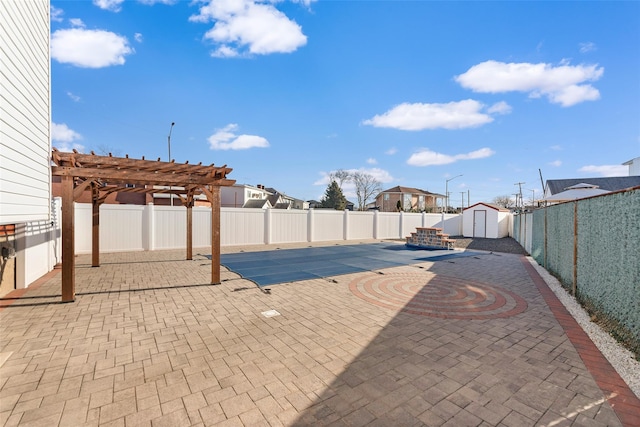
[460,191,465,211]
[514,182,525,209]
[527,189,536,207]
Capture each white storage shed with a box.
[462,203,510,238]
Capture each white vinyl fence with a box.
[68,203,463,254]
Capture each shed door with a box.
[473,210,487,238]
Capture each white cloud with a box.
[134,33,143,43]
[51,28,134,68]
[212,45,240,58]
[52,122,82,143]
[50,5,64,22]
[407,147,495,167]
[549,160,562,167]
[208,124,269,150]
[366,158,377,165]
[579,42,597,53]
[70,18,85,28]
[486,101,512,115]
[93,0,125,12]
[455,60,603,107]
[52,123,84,152]
[138,0,178,4]
[93,0,177,12]
[290,0,317,7]
[190,0,308,57]
[550,145,562,151]
[578,165,627,177]
[66,92,81,102]
[363,99,501,131]
[385,147,397,155]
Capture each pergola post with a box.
[210,186,221,284]
[61,175,75,302]
[186,191,194,261]
[92,183,100,267]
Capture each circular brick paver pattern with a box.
[349,272,528,319]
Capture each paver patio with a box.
[1,241,638,426]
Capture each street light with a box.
[441,174,462,232]
[445,174,462,213]
[168,122,175,206]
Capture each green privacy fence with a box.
[516,188,639,356]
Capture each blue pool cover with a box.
[220,243,477,287]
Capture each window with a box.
[403,194,411,210]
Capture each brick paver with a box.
[0,241,638,426]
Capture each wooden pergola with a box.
[51,149,235,302]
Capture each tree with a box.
[94,144,121,157]
[321,181,347,210]
[352,171,381,211]
[329,169,351,189]
[492,195,514,208]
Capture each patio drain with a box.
[349,272,527,320]
[261,309,281,318]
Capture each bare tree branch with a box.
[329,169,352,189]
[352,171,381,211]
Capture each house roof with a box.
[542,186,611,203]
[622,157,639,166]
[545,176,640,195]
[379,186,444,197]
[242,199,271,208]
[464,202,510,212]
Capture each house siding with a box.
[0,0,51,224]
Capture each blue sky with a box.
[50,0,639,206]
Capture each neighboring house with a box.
[544,176,640,199]
[307,200,322,209]
[220,184,307,209]
[219,184,270,208]
[374,186,444,212]
[542,183,611,204]
[0,0,56,294]
[623,157,640,176]
[265,187,291,209]
[264,187,309,210]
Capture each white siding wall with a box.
[0,0,51,224]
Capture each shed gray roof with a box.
[545,176,640,195]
